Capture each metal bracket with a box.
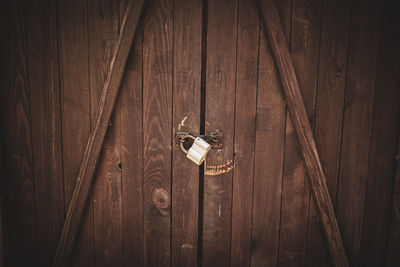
[175,130,223,148]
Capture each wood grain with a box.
[53,0,145,265]
[142,0,173,265]
[88,0,124,266]
[171,0,202,266]
[257,0,349,266]
[0,2,9,266]
[335,0,384,265]
[359,0,400,265]
[278,0,321,265]
[0,145,5,267]
[25,0,65,266]
[250,21,286,267]
[306,0,352,265]
[57,0,95,265]
[387,131,400,266]
[1,0,38,265]
[230,0,259,266]
[202,0,238,265]
[119,1,144,266]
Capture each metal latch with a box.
[175,130,223,165]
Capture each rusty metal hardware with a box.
[175,130,223,148]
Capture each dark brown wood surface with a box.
[202,0,237,266]
[278,0,321,265]
[306,0,352,265]
[57,0,95,265]
[25,1,65,266]
[88,0,124,266]
[2,0,38,266]
[119,1,144,266]
[360,0,400,265]
[257,0,348,266]
[142,0,172,265]
[230,0,259,266]
[335,0,384,265]
[171,0,202,266]
[1,0,400,266]
[387,133,400,266]
[53,0,145,265]
[250,21,286,267]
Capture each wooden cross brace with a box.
[52,0,349,266]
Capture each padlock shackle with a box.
[179,135,196,154]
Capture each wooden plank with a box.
[250,21,286,267]
[256,0,348,266]
[0,148,4,267]
[171,0,202,266]
[359,0,400,265]
[57,0,95,265]
[1,0,38,265]
[142,0,173,265]
[278,0,321,265]
[335,0,384,265]
[387,132,400,266]
[230,0,259,266]
[306,0,352,265]
[0,2,9,266]
[24,0,65,266]
[202,0,237,265]
[119,1,144,266]
[87,0,124,266]
[53,1,145,265]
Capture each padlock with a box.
[179,135,211,165]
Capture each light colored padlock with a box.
[180,135,211,165]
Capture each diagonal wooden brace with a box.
[52,0,347,266]
[256,0,349,266]
[52,0,146,266]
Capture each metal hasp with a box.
[175,130,223,148]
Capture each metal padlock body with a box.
[180,136,211,165]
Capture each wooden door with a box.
[1,0,400,266]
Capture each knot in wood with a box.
[152,188,170,209]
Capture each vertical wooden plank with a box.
[230,0,259,266]
[0,2,9,265]
[336,0,384,265]
[1,0,38,265]
[387,133,400,266]
[359,0,400,265]
[202,0,237,266]
[142,0,173,265]
[278,0,321,265]
[57,0,95,265]
[0,147,4,267]
[250,22,286,267]
[306,0,352,265]
[119,0,144,266]
[171,0,202,266]
[25,0,65,266]
[88,0,124,266]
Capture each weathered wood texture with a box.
[1,0,400,266]
[53,0,145,266]
[119,0,144,266]
[57,0,95,265]
[306,0,352,265]
[88,0,123,266]
[171,0,202,266]
[257,0,348,266]
[2,1,38,266]
[202,0,237,266]
[230,0,259,266]
[142,0,172,265]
